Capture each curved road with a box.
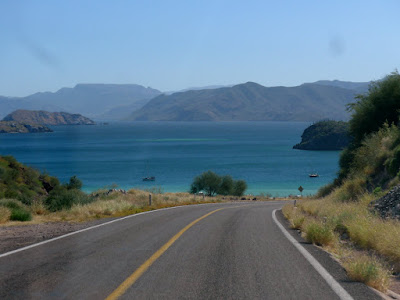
[0,202,380,299]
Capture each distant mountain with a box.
[99,98,150,120]
[0,84,162,120]
[3,110,95,125]
[0,121,52,133]
[164,84,234,95]
[128,82,361,122]
[311,80,370,93]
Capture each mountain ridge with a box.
[128,81,369,122]
[0,80,370,121]
[0,84,162,120]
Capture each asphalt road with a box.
[0,202,381,299]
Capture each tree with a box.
[190,171,247,197]
[233,180,247,196]
[190,171,222,196]
[66,175,82,190]
[218,175,234,195]
[348,71,400,146]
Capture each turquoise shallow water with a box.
[0,122,340,196]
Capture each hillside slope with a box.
[128,82,360,121]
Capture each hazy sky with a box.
[1,0,399,96]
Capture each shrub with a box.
[66,175,83,190]
[0,199,32,222]
[343,255,390,292]
[335,178,366,202]
[45,187,91,211]
[304,221,335,246]
[292,215,305,229]
[373,187,382,196]
[10,207,32,221]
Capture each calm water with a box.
[0,122,340,196]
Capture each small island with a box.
[293,120,350,150]
[3,110,95,125]
[0,121,53,133]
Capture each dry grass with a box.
[282,185,400,292]
[27,189,224,223]
[303,220,335,246]
[0,189,291,226]
[0,206,11,223]
[343,254,391,291]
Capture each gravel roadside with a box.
[0,218,117,255]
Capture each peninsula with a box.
[3,110,95,125]
[0,121,52,133]
[293,120,350,150]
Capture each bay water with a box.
[0,122,340,196]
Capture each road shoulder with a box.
[275,209,382,300]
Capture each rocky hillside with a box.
[293,120,350,150]
[0,121,52,133]
[371,185,400,220]
[3,110,95,125]
[128,82,362,121]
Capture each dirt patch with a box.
[0,218,116,254]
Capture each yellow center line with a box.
[105,207,225,300]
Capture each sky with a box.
[0,0,399,97]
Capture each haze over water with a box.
[0,122,340,196]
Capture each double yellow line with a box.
[105,207,224,300]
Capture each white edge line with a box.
[272,209,354,300]
[0,202,217,259]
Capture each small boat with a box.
[143,176,155,182]
[309,173,319,178]
[142,161,155,181]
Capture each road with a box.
[0,202,380,299]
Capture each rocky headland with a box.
[0,121,52,133]
[293,120,350,150]
[3,110,95,125]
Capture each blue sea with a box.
[0,122,340,196]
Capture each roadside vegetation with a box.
[284,71,400,292]
[0,158,257,224]
[190,170,247,197]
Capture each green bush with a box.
[0,199,32,222]
[305,222,334,246]
[66,175,83,190]
[10,207,32,221]
[45,187,91,211]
